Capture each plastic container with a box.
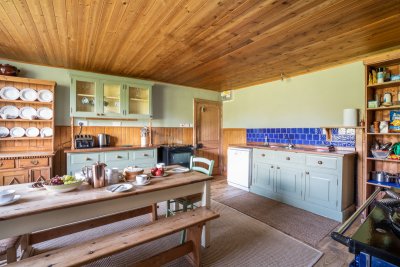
[371,150,391,159]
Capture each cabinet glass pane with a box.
[103,83,121,114]
[76,80,96,113]
[128,86,149,115]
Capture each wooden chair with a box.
[166,156,214,242]
[0,236,21,263]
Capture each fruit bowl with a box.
[43,180,84,193]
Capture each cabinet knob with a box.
[286,157,290,160]
[277,167,280,170]
[85,157,92,161]
[317,160,323,165]
[261,154,265,157]
[31,160,39,165]
[271,166,274,169]
[117,155,122,159]
[143,154,149,157]
[305,171,310,175]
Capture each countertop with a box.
[64,145,159,153]
[229,144,357,157]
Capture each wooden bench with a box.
[10,207,219,267]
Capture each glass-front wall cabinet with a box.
[70,72,153,119]
[102,81,122,116]
[72,77,98,117]
[126,84,151,117]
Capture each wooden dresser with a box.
[0,75,56,185]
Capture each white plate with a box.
[106,183,133,193]
[0,86,19,100]
[26,127,40,137]
[38,90,53,102]
[20,88,38,101]
[40,127,53,137]
[0,105,19,119]
[167,167,190,173]
[132,180,151,186]
[10,127,25,138]
[37,107,53,120]
[0,127,9,138]
[19,107,37,119]
[0,195,21,206]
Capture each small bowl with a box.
[43,180,83,193]
[0,189,15,203]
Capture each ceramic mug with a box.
[136,174,150,185]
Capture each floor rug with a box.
[33,201,322,267]
[216,192,339,247]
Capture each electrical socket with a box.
[179,123,185,127]
[77,120,88,126]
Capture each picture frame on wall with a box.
[221,90,233,101]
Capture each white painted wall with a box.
[223,62,365,128]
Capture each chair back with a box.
[189,156,214,176]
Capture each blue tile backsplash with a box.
[246,128,355,148]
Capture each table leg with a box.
[151,203,158,221]
[201,181,211,248]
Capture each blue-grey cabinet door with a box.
[276,165,303,201]
[305,170,338,210]
[252,162,274,193]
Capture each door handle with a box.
[286,157,290,160]
[317,160,323,165]
[305,171,310,175]
[261,154,266,157]
[276,167,280,170]
[270,166,274,169]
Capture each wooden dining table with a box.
[0,166,213,255]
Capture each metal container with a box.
[98,134,111,147]
[371,171,387,182]
[92,161,107,188]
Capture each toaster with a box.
[74,134,95,149]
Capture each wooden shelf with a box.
[0,99,52,105]
[367,180,400,189]
[367,80,400,89]
[130,98,148,102]
[367,105,400,111]
[0,119,52,122]
[104,96,119,100]
[321,126,365,129]
[0,137,52,141]
[367,157,400,163]
[367,132,400,135]
[77,94,95,97]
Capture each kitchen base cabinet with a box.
[0,170,29,185]
[31,167,51,183]
[66,148,157,175]
[249,148,355,222]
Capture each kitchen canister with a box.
[343,109,358,127]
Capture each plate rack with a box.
[0,75,56,152]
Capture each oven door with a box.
[168,150,193,168]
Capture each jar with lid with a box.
[377,67,385,84]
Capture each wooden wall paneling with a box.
[0,1,399,91]
[221,128,247,176]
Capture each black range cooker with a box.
[332,188,400,267]
[158,144,194,168]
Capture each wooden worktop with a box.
[0,167,212,221]
[64,145,159,153]
[230,144,357,157]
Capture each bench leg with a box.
[185,224,203,267]
[151,203,158,222]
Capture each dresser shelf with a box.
[0,137,52,141]
[0,99,52,105]
[367,157,400,163]
[367,80,400,89]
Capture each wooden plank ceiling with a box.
[0,0,399,91]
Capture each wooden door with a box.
[31,167,51,183]
[194,99,222,175]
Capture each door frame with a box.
[193,98,223,175]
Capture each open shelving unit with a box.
[364,54,400,200]
[0,75,56,152]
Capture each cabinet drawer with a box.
[105,151,130,162]
[133,149,155,160]
[0,159,15,169]
[253,149,274,162]
[306,155,337,170]
[276,152,305,165]
[0,170,29,185]
[19,158,49,168]
[70,153,101,164]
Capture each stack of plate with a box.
[0,127,9,137]
[20,88,38,101]
[10,127,25,138]
[37,107,53,120]
[0,106,19,119]
[38,90,53,102]
[19,107,37,119]
[40,127,53,137]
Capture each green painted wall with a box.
[0,59,219,127]
[223,62,365,128]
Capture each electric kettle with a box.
[98,134,111,147]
